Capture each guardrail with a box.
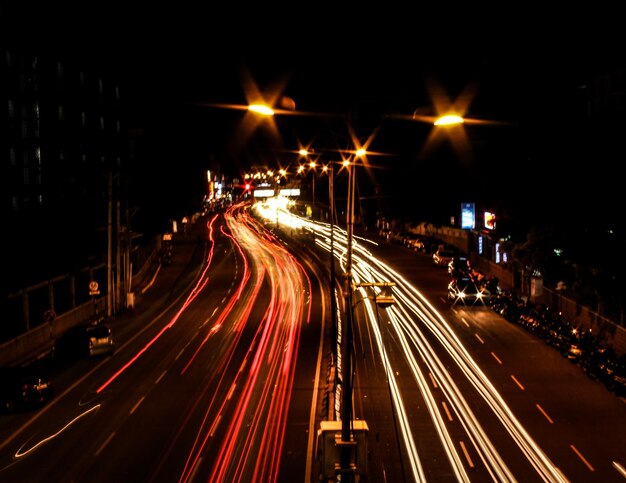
[1,238,160,367]
[0,297,105,367]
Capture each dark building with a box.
[1,45,132,339]
[1,46,126,286]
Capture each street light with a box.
[434,114,464,125]
[339,150,363,480]
[336,115,462,479]
[246,104,460,478]
[247,103,275,116]
[309,160,317,212]
[297,149,319,218]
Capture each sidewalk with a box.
[0,219,207,368]
[112,220,208,326]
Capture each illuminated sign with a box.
[251,188,301,198]
[279,188,301,197]
[461,203,475,229]
[253,189,275,198]
[484,211,496,230]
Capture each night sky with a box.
[3,4,625,241]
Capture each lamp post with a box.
[326,163,338,360]
[339,150,365,480]
[297,149,318,219]
[309,160,316,216]
[244,102,463,479]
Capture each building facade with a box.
[1,45,130,338]
[1,46,126,285]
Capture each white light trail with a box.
[254,204,568,482]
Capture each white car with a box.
[433,249,455,267]
[55,323,115,359]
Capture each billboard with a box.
[484,211,496,230]
[460,203,475,229]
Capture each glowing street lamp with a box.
[247,103,274,116]
[339,148,366,478]
[434,114,464,126]
[338,114,461,478]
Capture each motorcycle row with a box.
[488,291,626,398]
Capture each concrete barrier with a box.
[0,296,106,367]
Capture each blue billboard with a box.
[461,203,475,229]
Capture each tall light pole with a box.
[298,149,318,219]
[339,149,365,480]
[334,116,462,478]
[309,160,316,216]
[325,163,338,358]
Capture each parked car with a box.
[402,234,423,251]
[407,237,425,251]
[433,249,456,267]
[448,256,471,278]
[0,366,54,412]
[55,323,115,359]
[448,277,491,305]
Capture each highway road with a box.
[2,201,626,482]
[350,239,626,482]
[254,201,626,483]
[0,204,328,482]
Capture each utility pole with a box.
[115,191,121,315]
[329,163,337,356]
[340,161,357,481]
[106,171,113,319]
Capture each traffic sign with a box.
[89,280,100,296]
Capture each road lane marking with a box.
[474,333,484,344]
[461,317,470,328]
[130,396,145,415]
[441,401,453,421]
[511,375,525,390]
[94,431,116,457]
[189,457,203,482]
[570,444,594,471]
[490,352,502,364]
[209,415,222,437]
[227,383,236,400]
[155,370,167,384]
[536,404,554,424]
[459,441,474,468]
[429,372,438,389]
